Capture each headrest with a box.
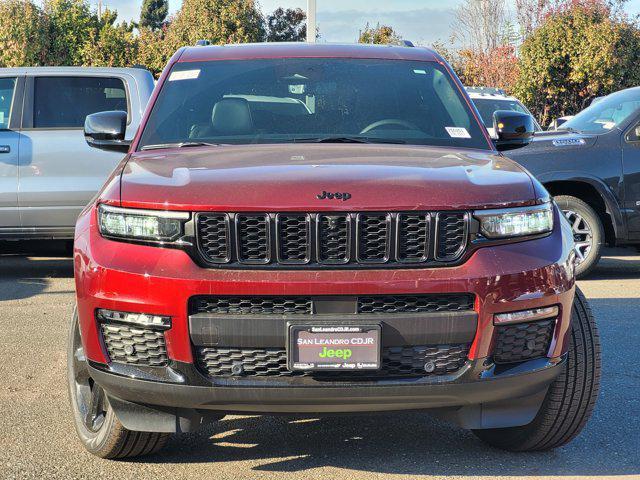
[211,98,253,135]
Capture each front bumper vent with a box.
[493,319,555,364]
[101,324,168,367]
[196,344,470,379]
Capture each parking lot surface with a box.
[1,242,638,480]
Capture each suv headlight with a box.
[474,203,553,238]
[97,204,189,242]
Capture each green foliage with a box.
[140,0,168,31]
[137,27,171,76]
[82,9,138,67]
[44,0,98,66]
[358,23,402,45]
[165,0,266,53]
[514,2,640,125]
[0,0,48,67]
[266,7,306,42]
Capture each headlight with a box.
[97,204,189,242]
[474,203,553,238]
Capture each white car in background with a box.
[466,87,542,137]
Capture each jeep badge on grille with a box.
[317,191,352,201]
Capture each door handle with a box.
[0,145,10,153]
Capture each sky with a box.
[99,0,640,46]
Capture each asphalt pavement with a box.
[0,241,638,480]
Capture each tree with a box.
[456,45,520,90]
[453,0,514,53]
[358,23,401,44]
[140,0,168,31]
[0,0,48,67]
[137,26,171,76]
[164,0,265,53]
[82,9,137,67]
[266,7,306,42]
[44,0,98,65]
[514,0,640,124]
[515,0,550,39]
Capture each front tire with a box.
[67,307,170,459]
[473,288,601,451]
[555,195,603,278]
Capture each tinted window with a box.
[0,77,16,129]
[473,98,530,127]
[139,59,489,150]
[562,88,640,134]
[33,76,128,128]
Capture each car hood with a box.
[519,130,599,152]
[118,144,538,211]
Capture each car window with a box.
[0,77,17,129]
[33,76,128,128]
[562,88,640,134]
[139,58,490,150]
[473,98,529,127]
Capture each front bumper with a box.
[74,204,575,426]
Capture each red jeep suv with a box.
[68,43,600,458]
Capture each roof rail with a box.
[401,40,415,47]
[195,39,211,47]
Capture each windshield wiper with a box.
[294,136,406,144]
[141,141,224,151]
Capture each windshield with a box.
[472,98,535,129]
[562,88,640,134]
[138,58,490,150]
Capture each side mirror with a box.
[493,110,536,151]
[84,111,130,153]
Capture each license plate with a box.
[288,324,381,371]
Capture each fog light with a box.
[97,309,171,330]
[494,306,559,325]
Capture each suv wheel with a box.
[67,307,170,458]
[473,288,601,451]
[555,195,603,278]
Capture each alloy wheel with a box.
[563,209,593,265]
[71,322,107,433]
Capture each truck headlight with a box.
[98,204,189,242]
[474,203,553,238]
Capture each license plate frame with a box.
[287,323,382,372]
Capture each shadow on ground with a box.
[0,240,73,301]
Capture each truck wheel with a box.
[555,195,603,278]
[473,288,601,451]
[67,307,170,459]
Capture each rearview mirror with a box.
[493,110,536,151]
[84,111,130,153]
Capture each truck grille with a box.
[189,294,475,316]
[196,344,470,379]
[493,319,555,364]
[196,211,469,268]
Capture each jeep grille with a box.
[196,211,469,268]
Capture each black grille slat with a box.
[357,214,391,262]
[493,319,555,364]
[190,296,313,315]
[196,344,470,379]
[277,214,310,263]
[101,324,167,366]
[358,294,475,314]
[197,214,230,263]
[318,214,350,263]
[436,213,467,260]
[236,214,270,263]
[397,214,430,262]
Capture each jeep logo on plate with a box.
[317,190,352,201]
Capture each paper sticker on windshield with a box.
[445,127,471,139]
[169,69,200,81]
